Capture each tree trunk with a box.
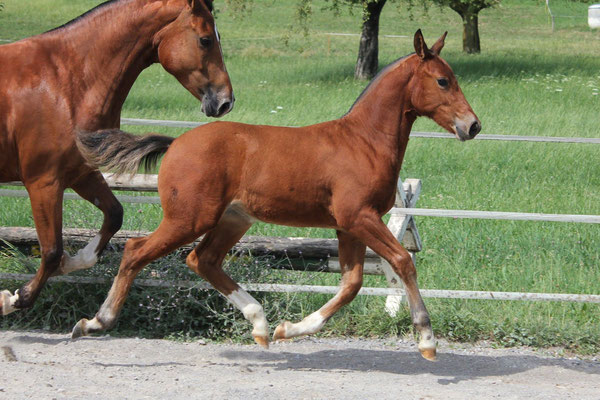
[459,9,481,54]
[355,0,387,80]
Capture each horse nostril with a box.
[217,101,232,117]
[469,121,481,137]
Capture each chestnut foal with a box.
[0,0,233,315]
[74,30,480,360]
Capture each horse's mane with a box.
[45,0,121,33]
[346,54,411,115]
[45,0,214,34]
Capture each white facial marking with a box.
[213,21,227,74]
[214,22,220,42]
[227,289,268,338]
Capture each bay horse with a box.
[74,30,480,361]
[0,0,233,315]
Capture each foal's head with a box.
[408,30,480,141]
[156,0,233,118]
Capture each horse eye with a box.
[199,37,212,49]
[437,78,449,88]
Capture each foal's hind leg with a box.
[185,208,270,347]
[273,231,365,340]
[72,221,197,338]
[58,170,123,275]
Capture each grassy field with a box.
[1,0,599,353]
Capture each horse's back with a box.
[158,120,345,228]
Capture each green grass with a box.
[1,0,600,354]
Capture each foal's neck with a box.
[45,0,182,129]
[343,56,417,168]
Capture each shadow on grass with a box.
[289,50,600,85]
[220,346,600,384]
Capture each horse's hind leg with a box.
[1,179,66,315]
[185,207,270,347]
[273,231,365,341]
[58,170,123,275]
[71,220,197,338]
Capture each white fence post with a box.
[380,178,423,316]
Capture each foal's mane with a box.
[346,54,411,115]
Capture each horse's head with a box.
[408,30,480,141]
[155,0,233,118]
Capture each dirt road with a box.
[1,330,599,399]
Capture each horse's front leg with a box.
[58,170,123,275]
[1,180,64,315]
[273,231,365,340]
[347,210,437,361]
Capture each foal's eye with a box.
[199,37,213,49]
[437,78,449,88]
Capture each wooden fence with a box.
[2,118,600,307]
[2,172,600,306]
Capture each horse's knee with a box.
[389,251,416,279]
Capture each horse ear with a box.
[430,31,448,56]
[187,0,211,14]
[413,29,430,59]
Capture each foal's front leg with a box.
[273,231,365,340]
[348,211,436,361]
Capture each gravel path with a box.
[1,330,599,399]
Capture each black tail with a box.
[76,129,174,175]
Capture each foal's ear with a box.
[413,29,431,59]
[430,31,448,56]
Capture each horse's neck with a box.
[343,58,416,169]
[44,0,180,129]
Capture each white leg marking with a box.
[281,311,327,338]
[415,310,436,351]
[61,235,102,273]
[1,290,19,315]
[227,289,269,338]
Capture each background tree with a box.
[299,0,392,80]
[354,0,388,80]
[431,0,500,53]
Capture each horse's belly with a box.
[242,197,336,229]
[0,126,20,182]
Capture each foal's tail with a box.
[76,129,174,175]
